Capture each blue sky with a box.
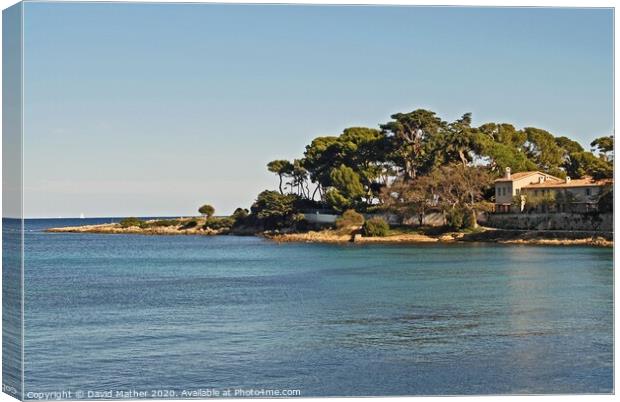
[22,3,613,217]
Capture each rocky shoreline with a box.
[46,221,613,247]
[266,229,613,247]
[45,218,223,236]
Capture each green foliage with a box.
[381,173,438,225]
[149,219,180,227]
[325,188,351,212]
[204,216,235,230]
[267,159,294,194]
[362,217,389,237]
[303,136,341,188]
[320,165,366,212]
[250,190,299,230]
[259,107,611,222]
[301,127,388,202]
[523,127,565,173]
[474,138,538,173]
[564,151,613,179]
[119,217,145,228]
[381,164,492,227]
[329,165,364,200]
[437,113,475,166]
[232,207,249,220]
[198,204,215,218]
[180,219,198,229]
[523,192,556,212]
[446,207,482,230]
[462,209,478,229]
[267,159,293,174]
[289,213,310,232]
[335,209,365,231]
[591,135,614,161]
[555,136,584,154]
[446,208,465,229]
[380,109,446,179]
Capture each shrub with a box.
[204,216,235,230]
[335,209,364,231]
[362,217,389,237]
[180,219,198,229]
[150,219,180,227]
[119,217,145,228]
[446,208,465,229]
[290,213,310,232]
[462,210,477,229]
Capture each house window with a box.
[515,189,520,195]
[586,188,591,196]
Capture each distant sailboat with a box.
[79,213,85,219]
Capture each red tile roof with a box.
[494,171,562,183]
[523,177,612,189]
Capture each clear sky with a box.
[22,2,613,218]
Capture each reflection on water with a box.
[23,219,613,396]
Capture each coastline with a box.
[46,222,613,247]
[266,229,613,247]
[45,218,222,236]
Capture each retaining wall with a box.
[485,212,613,232]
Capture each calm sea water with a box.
[21,218,613,397]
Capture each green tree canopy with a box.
[555,136,584,155]
[330,165,364,199]
[267,159,294,194]
[260,107,611,220]
[522,127,566,177]
[591,135,614,161]
[250,190,299,229]
[436,112,475,167]
[380,109,446,179]
[564,151,613,179]
[198,204,215,218]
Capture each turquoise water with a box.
[22,219,613,397]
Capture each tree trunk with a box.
[278,175,283,194]
[311,185,319,201]
[459,150,467,166]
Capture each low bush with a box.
[149,219,180,227]
[204,216,235,230]
[362,217,389,237]
[290,213,310,232]
[446,208,465,230]
[335,209,364,232]
[119,217,145,228]
[180,219,198,229]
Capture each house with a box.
[494,167,611,213]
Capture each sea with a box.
[6,218,614,397]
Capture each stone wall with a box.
[401,212,447,227]
[485,212,613,232]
